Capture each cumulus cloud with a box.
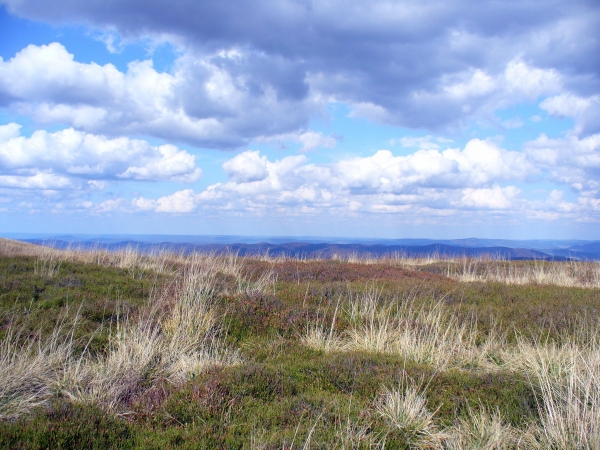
[334,139,533,193]
[133,189,197,214]
[540,94,600,135]
[154,189,198,213]
[0,43,320,148]
[0,173,73,190]
[222,151,269,183]
[368,60,563,129]
[525,132,600,196]
[297,131,337,153]
[458,185,521,209]
[45,135,600,223]
[0,123,202,184]
[1,0,599,139]
[130,139,536,214]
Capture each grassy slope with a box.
[1,240,599,448]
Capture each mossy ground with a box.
[1,254,599,448]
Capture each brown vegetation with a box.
[1,236,600,448]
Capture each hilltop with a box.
[0,238,599,448]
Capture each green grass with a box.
[0,256,165,354]
[1,242,600,448]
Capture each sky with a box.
[0,0,599,240]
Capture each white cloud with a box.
[335,138,533,192]
[131,197,156,211]
[52,135,600,223]
[297,131,337,153]
[0,43,320,149]
[0,123,202,183]
[365,59,563,128]
[155,189,197,213]
[443,69,496,100]
[93,32,124,54]
[0,173,73,190]
[540,93,600,135]
[525,133,600,197]
[458,185,521,209]
[393,135,454,150]
[502,61,562,98]
[130,139,535,215]
[91,199,124,214]
[540,93,596,118]
[133,189,198,213]
[222,150,269,183]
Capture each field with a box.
[1,238,600,449]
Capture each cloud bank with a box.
[120,138,598,221]
[1,0,599,146]
[0,123,201,189]
[1,0,599,234]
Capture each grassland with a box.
[0,238,599,448]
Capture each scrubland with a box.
[1,237,600,448]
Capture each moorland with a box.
[0,237,599,449]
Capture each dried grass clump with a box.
[1,259,243,418]
[450,259,600,289]
[376,383,446,449]
[0,326,73,420]
[301,302,345,353]
[301,325,346,353]
[346,293,497,370]
[511,322,600,449]
[303,290,503,371]
[58,264,241,411]
[445,406,519,449]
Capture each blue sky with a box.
[0,0,599,239]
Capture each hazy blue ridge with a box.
[8,234,600,260]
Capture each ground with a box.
[0,239,599,449]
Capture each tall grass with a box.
[0,326,73,420]
[507,320,600,449]
[304,289,502,371]
[0,251,250,418]
[375,381,446,449]
[445,405,519,449]
[449,259,600,289]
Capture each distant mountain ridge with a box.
[9,233,600,260]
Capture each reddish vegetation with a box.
[244,260,450,283]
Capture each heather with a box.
[1,238,600,448]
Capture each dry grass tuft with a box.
[449,259,600,289]
[375,382,446,449]
[303,289,503,371]
[515,327,600,449]
[0,325,74,420]
[445,406,518,449]
[0,251,248,417]
[57,262,242,411]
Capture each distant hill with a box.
[4,233,599,260]
[18,238,584,261]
